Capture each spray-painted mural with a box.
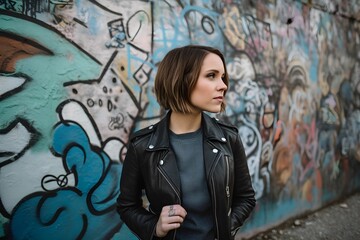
[1,0,360,239]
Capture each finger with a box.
[156,220,181,237]
[161,222,181,232]
[168,216,185,224]
[171,205,187,218]
[168,204,187,217]
[172,204,184,210]
[158,215,183,228]
[169,205,187,214]
[168,205,176,217]
[161,205,187,220]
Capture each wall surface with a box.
[1,0,360,239]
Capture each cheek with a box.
[189,88,201,104]
[192,82,211,96]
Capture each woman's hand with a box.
[155,204,187,237]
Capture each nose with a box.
[217,78,227,92]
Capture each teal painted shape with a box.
[112,224,138,240]
[0,214,6,236]
[0,12,101,152]
[9,121,135,239]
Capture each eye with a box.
[207,73,216,79]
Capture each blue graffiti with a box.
[9,121,134,239]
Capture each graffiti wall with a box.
[1,0,360,239]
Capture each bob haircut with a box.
[154,45,229,113]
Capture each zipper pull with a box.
[226,186,230,198]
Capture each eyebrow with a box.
[204,69,224,74]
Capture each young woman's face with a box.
[190,53,227,113]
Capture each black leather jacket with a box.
[117,112,256,240]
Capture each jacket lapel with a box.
[160,149,181,194]
[146,111,181,193]
[202,113,227,179]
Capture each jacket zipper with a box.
[210,177,219,239]
[225,155,231,216]
[208,148,221,240]
[157,165,181,240]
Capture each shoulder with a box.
[213,117,245,150]
[213,116,239,135]
[129,124,156,143]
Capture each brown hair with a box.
[154,45,229,113]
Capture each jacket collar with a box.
[146,111,227,151]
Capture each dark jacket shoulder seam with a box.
[216,121,238,136]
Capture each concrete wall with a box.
[1,0,360,239]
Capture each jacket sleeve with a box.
[117,141,159,240]
[230,133,256,236]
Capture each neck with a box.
[169,111,202,134]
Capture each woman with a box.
[117,45,256,240]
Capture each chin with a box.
[194,104,222,113]
[205,108,222,113]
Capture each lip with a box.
[214,96,224,100]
